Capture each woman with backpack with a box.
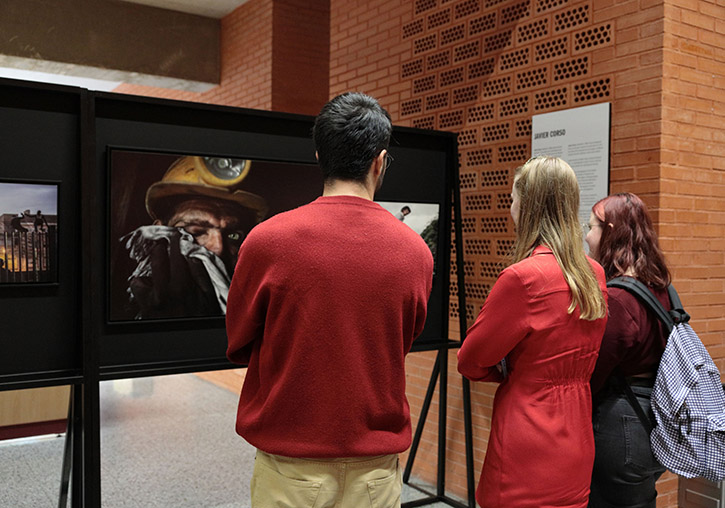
[457,156,608,507]
[586,193,670,507]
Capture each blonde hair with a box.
[511,156,606,320]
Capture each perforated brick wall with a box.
[397,0,614,345]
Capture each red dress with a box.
[457,246,608,507]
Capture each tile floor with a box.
[1,373,459,507]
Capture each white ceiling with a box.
[0,65,122,92]
[118,0,250,18]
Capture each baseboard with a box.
[0,419,67,441]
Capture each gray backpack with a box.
[609,277,725,482]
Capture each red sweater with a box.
[226,195,434,458]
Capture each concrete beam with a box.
[0,0,220,91]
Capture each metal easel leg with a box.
[403,348,471,508]
[437,348,447,497]
[58,385,75,508]
[461,377,476,507]
[403,350,441,484]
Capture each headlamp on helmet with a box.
[145,156,268,222]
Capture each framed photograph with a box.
[0,179,59,285]
[107,148,322,323]
[376,200,440,270]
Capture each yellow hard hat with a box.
[145,156,268,222]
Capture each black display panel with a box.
[0,89,454,380]
[0,84,456,383]
[92,94,456,376]
[0,80,83,387]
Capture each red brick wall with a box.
[654,2,725,497]
[219,0,274,110]
[659,0,725,371]
[330,0,413,117]
[272,0,330,115]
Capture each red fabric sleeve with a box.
[225,234,268,365]
[457,266,531,382]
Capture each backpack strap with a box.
[613,369,653,433]
[606,276,676,433]
[666,284,690,325]
[607,277,675,333]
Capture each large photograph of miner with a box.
[107,150,322,322]
[0,180,58,284]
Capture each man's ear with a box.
[373,149,386,177]
[315,151,319,161]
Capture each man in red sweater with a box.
[226,92,434,507]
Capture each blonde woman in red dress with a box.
[458,156,608,507]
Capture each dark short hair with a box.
[313,92,392,183]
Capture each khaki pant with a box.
[250,450,402,508]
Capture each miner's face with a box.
[162,199,249,271]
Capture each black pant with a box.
[589,385,666,508]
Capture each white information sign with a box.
[531,102,610,229]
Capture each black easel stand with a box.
[58,390,72,508]
[401,153,476,508]
[58,384,84,508]
[401,343,475,508]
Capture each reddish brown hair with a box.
[592,193,670,289]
